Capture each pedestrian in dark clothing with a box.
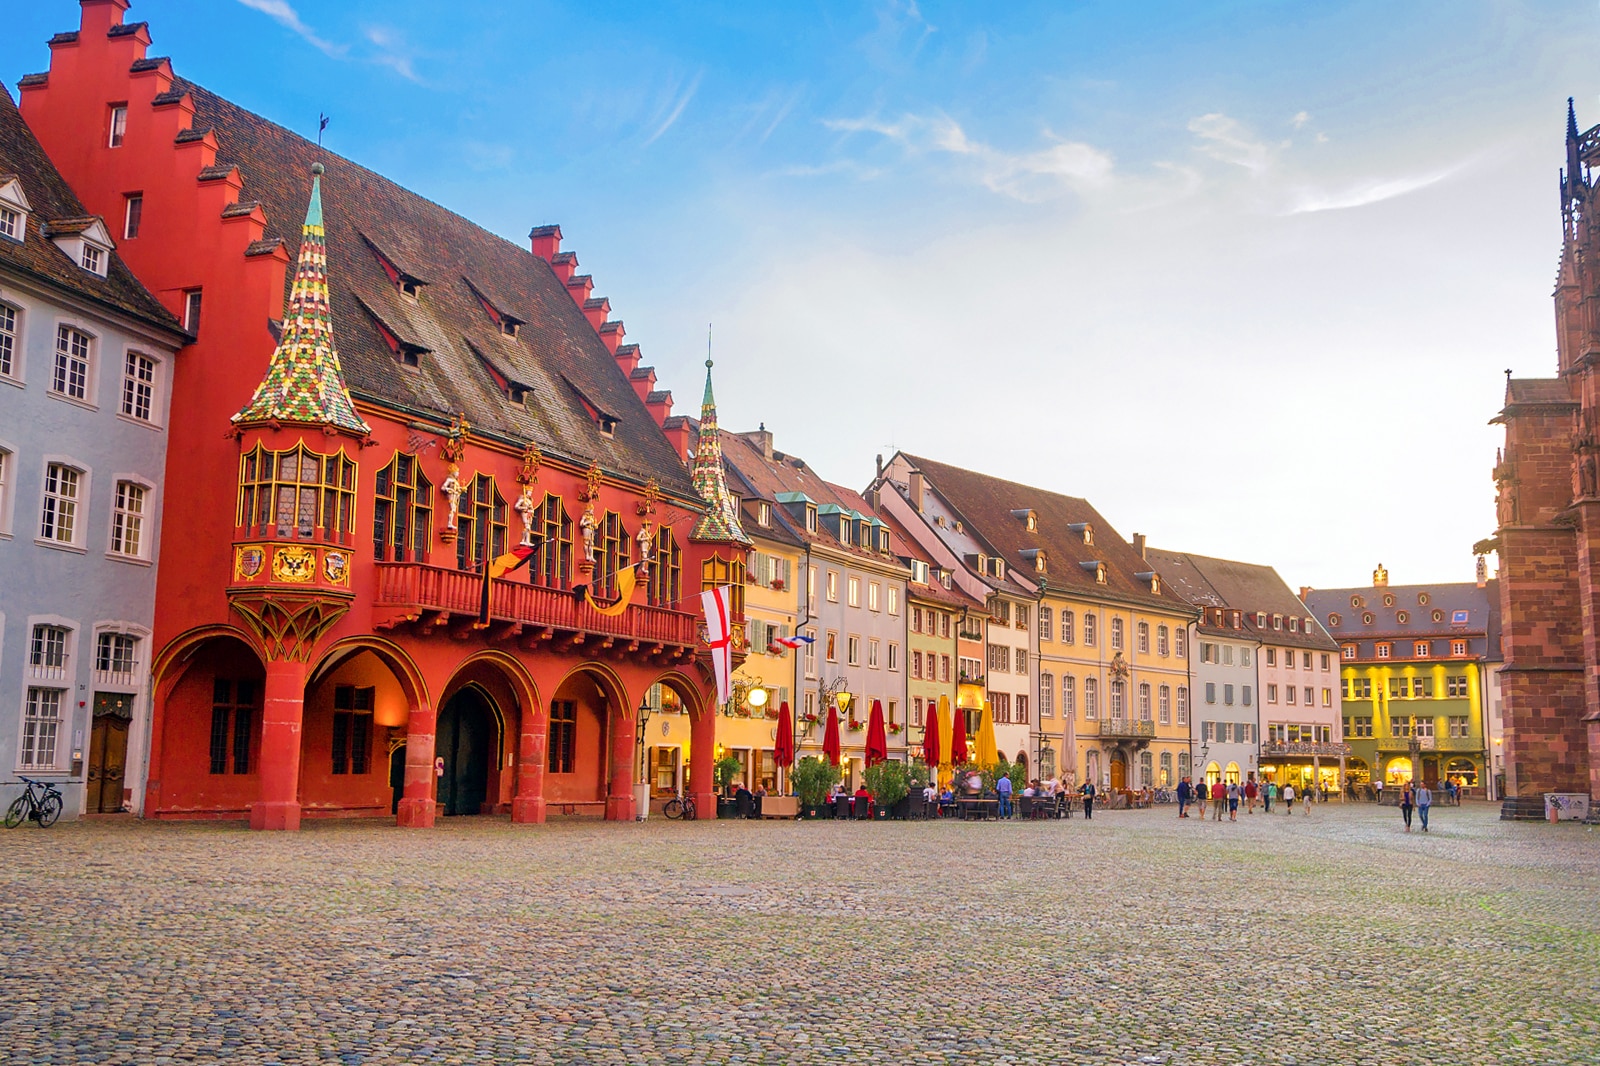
[1400,784,1415,831]
[1081,781,1096,819]
[1177,776,1192,818]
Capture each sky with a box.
[6,0,1599,590]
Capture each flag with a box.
[772,634,815,649]
[701,585,735,707]
[489,538,541,579]
[584,563,639,617]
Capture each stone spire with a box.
[233,164,369,435]
[689,358,750,545]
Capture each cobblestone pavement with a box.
[2,802,1597,1065]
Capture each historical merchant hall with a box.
[18,1,745,828]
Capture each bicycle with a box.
[662,792,697,820]
[1152,787,1175,805]
[5,776,65,829]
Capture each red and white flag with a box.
[701,585,735,707]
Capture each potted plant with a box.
[864,760,911,819]
[792,757,840,819]
[714,755,744,818]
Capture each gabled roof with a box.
[0,86,180,336]
[1149,548,1337,650]
[892,453,1189,613]
[171,79,694,496]
[1305,581,1496,649]
[875,507,983,611]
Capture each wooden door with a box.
[88,693,132,813]
[1109,752,1127,791]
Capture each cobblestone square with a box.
[2,803,1597,1065]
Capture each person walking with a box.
[1212,780,1226,822]
[1080,779,1096,819]
[1282,782,1295,814]
[1399,783,1415,831]
[1263,781,1275,814]
[1302,783,1313,816]
[996,771,1014,819]
[1244,776,1259,814]
[1227,781,1240,821]
[1416,782,1432,832]
[1177,775,1192,819]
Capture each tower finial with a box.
[689,351,750,546]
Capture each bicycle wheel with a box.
[683,798,698,821]
[4,795,28,829]
[662,798,683,820]
[36,794,63,828]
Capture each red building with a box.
[18,0,746,829]
[1486,100,1600,811]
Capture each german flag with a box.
[475,537,543,627]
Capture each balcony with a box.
[373,562,702,649]
[1260,740,1352,758]
[1375,736,1482,754]
[1095,718,1156,739]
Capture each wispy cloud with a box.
[1187,112,1280,175]
[364,25,422,84]
[644,70,704,146]
[236,0,345,58]
[822,111,1113,201]
[1286,167,1459,214]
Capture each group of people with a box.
[914,773,1096,819]
[1175,775,1321,821]
[1396,782,1434,832]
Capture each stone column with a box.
[251,658,307,831]
[605,707,637,821]
[512,706,547,824]
[397,702,437,828]
[690,707,716,819]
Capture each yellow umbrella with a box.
[936,694,954,790]
[975,699,999,767]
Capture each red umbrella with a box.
[774,702,795,769]
[865,699,888,767]
[950,704,969,765]
[921,700,942,768]
[822,704,842,767]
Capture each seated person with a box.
[1022,783,1037,798]
[853,784,873,817]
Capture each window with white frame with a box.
[0,205,20,241]
[1109,680,1125,718]
[1159,684,1171,723]
[109,480,148,558]
[1137,621,1150,654]
[887,586,898,615]
[848,576,860,607]
[108,104,128,148]
[1083,676,1098,719]
[1060,609,1074,644]
[20,687,65,769]
[95,631,140,686]
[1139,682,1152,720]
[40,463,83,545]
[847,635,860,666]
[1174,626,1186,658]
[888,642,899,671]
[123,193,143,240]
[825,630,838,663]
[53,325,92,401]
[1157,624,1169,656]
[1014,647,1027,674]
[1039,672,1054,717]
[868,581,879,611]
[803,627,817,677]
[30,623,70,679]
[867,638,880,669]
[121,351,157,422]
[987,643,1009,673]
[1061,675,1075,718]
[80,243,105,275]
[1241,646,1251,667]
[1176,685,1188,725]
[826,570,837,602]
[1110,617,1124,650]
[1083,612,1096,646]
[1039,606,1053,642]
[0,303,17,378]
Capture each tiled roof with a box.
[1148,547,1337,650]
[895,453,1188,612]
[1305,582,1496,647]
[173,79,695,497]
[875,507,982,610]
[1504,378,1573,406]
[0,86,181,336]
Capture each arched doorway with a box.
[1109,750,1127,791]
[437,687,496,816]
[1205,761,1222,786]
[1225,762,1241,785]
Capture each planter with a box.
[717,797,738,819]
[873,806,890,820]
[801,804,826,820]
[891,796,911,820]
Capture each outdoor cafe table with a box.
[958,797,998,820]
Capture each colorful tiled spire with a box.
[690,358,750,545]
[233,164,369,434]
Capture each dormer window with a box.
[500,317,521,338]
[910,560,929,583]
[1288,616,1300,632]
[598,416,617,438]
[805,505,817,533]
[1068,522,1093,545]
[1136,570,1160,595]
[400,278,422,300]
[508,385,529,406]
[1256,611,1267,627]
[1034,552,1046,573]
[758,501,771,527]
[878,529,889,554]
[0,171,29,242]
[1080,560,1106,584]
[47,216,115,279]
[940,571,952,589]
[1012,508,1038,532]
[1328,613,1341,627]
[80,244,104,274]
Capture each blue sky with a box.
[7,1,1599,589]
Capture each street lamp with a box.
[634,695,653,822]
[748,686,768,714]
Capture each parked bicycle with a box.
[1152,787,1175,805]
[662,791,697,821]
[5,776,64,829]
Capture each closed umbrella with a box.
[976,701,999,767]
[949,700,969,766]
[774,701,795,770]
[822,704,842,767]
[921,697,942,769]
[865,699,888,767]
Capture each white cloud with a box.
[1187,112,1278,175]
[821,111,1113,201]
[236,0,345,58]
[1292,110,1311,128]
[364,26,421,84]
[1286,166,1459,214]
[644,70,704,146]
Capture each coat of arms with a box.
[272,546,316,583]
[235,546,265,580]
[323,550,350,585]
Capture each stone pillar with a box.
[397,702,437,828]
[690,707,716,819]
[251,658,307,831]
[512,706,547,824]
[605,708,637,821]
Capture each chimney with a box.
[876,454,884,479]
[549,251,578,283]
[566,274,594,306]
[598,319,624,354]
[1132,532,1146,561]
[1373,562,1389,587]
[628,365,657,403]
[614,343,642,376]
[909,470,925,512]
[529,224,562,261]
[1299,586,1313,602]
[645,389,673,428]
[742,423,774,460]
[582,296,611,330]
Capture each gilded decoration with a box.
[272,546,317,584]
[514,442,542,546]
[229,593,351,663]
[323,550,351,586]
[234,545,266,581]
[439,414,469,542]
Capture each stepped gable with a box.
[900,453,1186,610]
[173,79,694,495]
[0,86,177,334]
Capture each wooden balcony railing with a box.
[373,562,701,647]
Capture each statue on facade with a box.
[440,465,464,539]
[514,485,538,546]
[635,523,655,584]
[579,506,599,568]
